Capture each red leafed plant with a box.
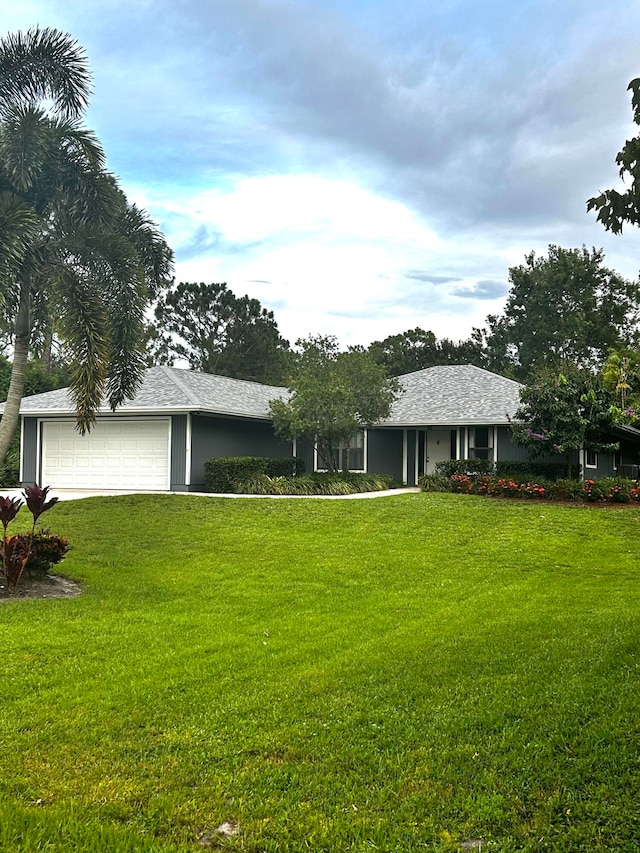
[1,534,31,590]
[0,495,23,537]
[23,484,59,531]
[0,485,65,594]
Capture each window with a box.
[316,430,365,471]
[336,430,365,471]
[469,426,493,461]
[585,449,597,469]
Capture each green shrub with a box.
[495,460,582,481]
[418,474,450,492]
[434,459,495,477]
[266,457,306,478]
[204,456,305,492]
[433,459,582,481]
[0,439,19,487]
[550,479,581,501]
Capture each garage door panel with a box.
[42,420,170,490]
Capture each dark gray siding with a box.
[367,429,403,483]
[586,452,616,479]
[496,426,580,472]
[496,426,530,462]
[170,414,188,491]
[296,438,315,474]
[21,417,38,484]
[189,414,293,490]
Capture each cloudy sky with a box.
[5,1,640,347]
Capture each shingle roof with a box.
[13,366,288,419]
[382,364,522,426]
[11,363,521,426]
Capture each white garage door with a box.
[42,419,170,490]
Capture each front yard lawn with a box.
[1,493,639,851]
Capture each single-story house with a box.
[10,363,640,491]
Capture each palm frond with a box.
[0,190,40,281]
[53,266,110,433]
[122,204,174,296]
[82,228,147,408]
[0,105,54,193]
[0,27,91,119]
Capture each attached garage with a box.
[12,367,294,492]
[41,418,170,490]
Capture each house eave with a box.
[19,405,273,421]
[377,418,513,428]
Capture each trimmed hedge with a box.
[495,460,582,481]
[434,459,582,481]
[204,456,305,493]
[434,459,494,477]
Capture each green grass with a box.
[1,493,639,851]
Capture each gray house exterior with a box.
[17,367,293,492]
[11,364,640,491]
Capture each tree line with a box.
[145,241,640,388]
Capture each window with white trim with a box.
[585,449,598,468]
[469,426,493,461]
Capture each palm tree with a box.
[0,28,173,464]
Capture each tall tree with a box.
[0,28,173,464]
[149,281,290,385]
[587,78,640,233]
[511,368,617,478]
[367,327,485,377]
[482,245,640,381]
[270,335,398,472]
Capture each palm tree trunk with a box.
[40,327,53,371]
[0,280,30,468]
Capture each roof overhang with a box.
[19,405,273,421]
[376,418,512,428]
[612,423,640,441]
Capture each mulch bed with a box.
[0,574,81,600]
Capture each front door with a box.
[426,429,452,474]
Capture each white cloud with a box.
[5,1,640,349]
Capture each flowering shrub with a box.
[582,478,640,503]
[442,474,548,499]
[519,482,548,499]
[581,479,606,502]
[421,472,640,504]
[449,474,474,494]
